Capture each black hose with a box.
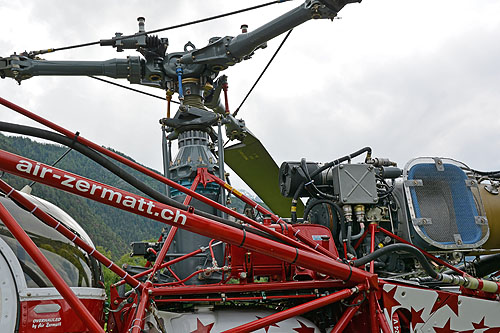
[303,199,346,241]
[290,147,372,222]
[0,122,279,242]
[447,253,500,278]
[352,243,438,279]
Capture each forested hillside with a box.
[0,133,261,259]
[0,133,169,258]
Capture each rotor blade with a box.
[224,131,304,217]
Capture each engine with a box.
[279,155,500,276]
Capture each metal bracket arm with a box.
[0,55,143,83]
[179,0,359,68]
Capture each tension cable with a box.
[233,28,293,117]
[88,76,180,104]
[28,1,291,56]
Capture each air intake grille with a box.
[404,158,488,250]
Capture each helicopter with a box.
[1,0,500,332]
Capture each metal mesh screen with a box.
[406,161,487,248]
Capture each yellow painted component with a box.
[223,183,242,197]
[478,184,500,250]
[181,78,200,84]
[291,206,297,213]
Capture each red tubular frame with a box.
[223,284,367,333]
[0,98,399,332]
[0,97,325,258]
[0,149,378,287]
[206,172,337,259]
[151,280,345,296]
[330,293,364,333]
[376,226,465,275]
[0,203,104,332]
[0,179,143,291]
[130,282,152,333]
[146,174,199,282]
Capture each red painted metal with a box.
[207,171,337,259]
[376,226,465,275]
[151,279,346,296]
[369,223,377,274]
[21,298,104,332]
[329,294,364,333]
[147,173,199,281]
[154,294,316,303]
[0,179,143,291]
[0,202,104,333]
[368,291,378,333]
[0,98,325,258]
[130,282,152,333]
[376,295,392,333]
[222,81,230,114]
[292,225,338,258]
[113,247,206,287]
[223,284,367,333]
[353,227,369,250]
[0,149,378,287]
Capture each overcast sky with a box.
[1,0,500,193]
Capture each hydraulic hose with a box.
[0,121,278,241]
[352,243,439,279]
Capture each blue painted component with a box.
[170,179,220,198]
[408,163,481,245]
[176,67,184,99]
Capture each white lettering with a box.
[122,196,137,208]
[39,167,53,179]
[137,198,146,212]
[16,160,32,173]
[61,175,76,188]
[33,163,41,176]
[90,184,102,195]
[146,201,155,214]
[75,180,90,192]
[101,188,122,203]
[161,208,173,220]
[174,210,187,225]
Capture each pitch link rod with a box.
[0,202,104,333]
[223,284,367,333]
[0,179,144,291]
[0,98,328,258]
[0,150,377,286]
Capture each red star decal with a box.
[191,318,215,333]
[292,320,315,333]
[430,293,459,317]
[473,317,489,330]
[255,316,280,333]
[382,286,401,316]
[433,318,456,333]
[410,307,425,330]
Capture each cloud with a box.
[1,0,500,194]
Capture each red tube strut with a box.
[0,150,377,286]
[223,284,366,333]
[0,202,104,332]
